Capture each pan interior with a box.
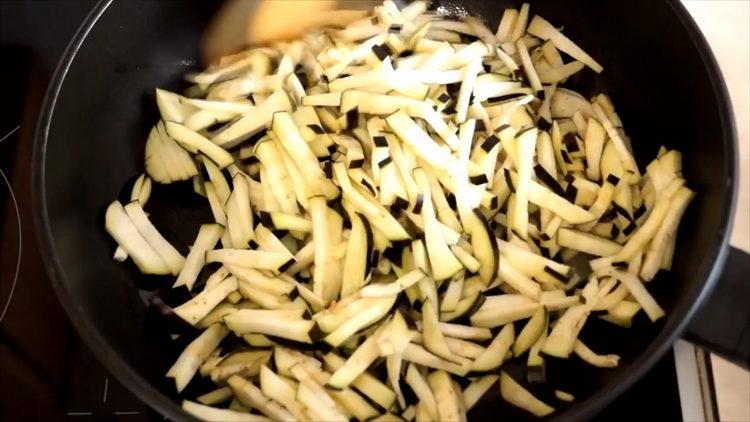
[35,1,733,420]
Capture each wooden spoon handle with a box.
[202,0,379,65]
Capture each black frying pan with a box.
[33,0,749,420]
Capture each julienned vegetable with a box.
[103,1,694,420]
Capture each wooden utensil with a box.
[202,0,380,64]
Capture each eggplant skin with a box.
[526,364,547,385]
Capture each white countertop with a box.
[683,1,749,251]
[681,2,749,420]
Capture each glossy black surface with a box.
[686,246,750,367]
[33,0,736,421]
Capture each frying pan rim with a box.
[30,0,737,421]
[30,1,189,420]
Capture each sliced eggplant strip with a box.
[155,88,192,123]
[231,176,256,241]
[427,370,467,422]
[254,141,298,215]
[591,283,629,311]
[199,348,224,378]
[386,111,457,173]
[591,185,679,268]
[167,324,229,392]
[454,59,483,123]
[538,61,585,84]
[403,343,471,376]
[360,268,426,297]
[228,375,295,421]
[259,365,307,420]
[470,294,540,328]
[495,8,519,42]
[573,340,620,368]
[526,15,602,73]
[197,302,243,329]
[499,371,555,417]
[323,352,397,410]
[211,350,271,384]
[253,225,292,259]
[183,98,253,115]
[341,211,372,297]
[328,329,382,389]
[174,277,239,325]
[527,315,548,368]
[450,245,482,273]
[223,310,314,343]
[577,176,626,232]
[105,201,170,275]
[440,275,465,312]
[640,186,694,281]
[592,103,639,177]
[182,400,270,422]
[510,3,531,42]
[422,300,466,364]
[302,92,342,107]
[295,378,348,422]
[413,168,464,281]
[541,304,589,358]
[434,336,486,359]
[557,228,622,256]
[112,246,128,262]
[329,387,380,421]
[206,249,292,271]
[462,374,498,411]
[512,306,546,356]
[504,169,595,224]
[606,270,665,321]
[584,117,606,181]
[315,296,392,333]
[498,258,542,300]
[273,113,338,198]
[528,178,595,224]
[165,121,234,168]
[226,265,295,296]
[144,123,199,183]
[273,346,326,382]
[516,40,542,93]
[438,322,492,341]
[551,89,594,120]
[334,163,410,240]
[202,157,231,205]
[405,364,440,420]
[285,241,314,276]
[465,208,499,285]
[309,196,332,302]
[555,390,575,402]
[196,386,234,406]
[370,412,408,422]
[238,280,291,309]
[205,183,228,242]
[497,238,571,276]
[324,295,397,347]
[470,323,514,372]
[379,314,414,408]
[212,90,293,148]
[540,292,581,311]
[601,300,641,328]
